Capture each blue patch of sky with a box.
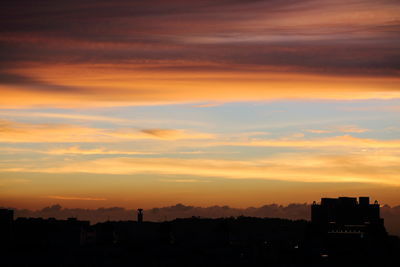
[1,99,399,139]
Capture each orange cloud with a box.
[306,129,333,134]
[1,0,399,108]
[192,103,223,108]
[0,111,133,124]
[4,152,399,186]
[209,135,400,149]
[0,119,103,143]
[140,129,214,140]
[47,146,158,155]
[336,125,369,133]
[158,179,207,183]
[46,196,107,201]
[340,106,400,112]
[0,119,213,143]
[305,125,369,134]
[1,63,400,108]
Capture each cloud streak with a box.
[0,0,399,107]
[3,151,399,185]
[207,135,400,149]
[46,196,107,201]
[305,125,369,134]
[0,119,214,143]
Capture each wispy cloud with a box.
[0,111,206,127]
[140,128,214,140]
[2,66,399,108]
[1,0,400,107]
[305,129,333,134]
[0,111,133,124]
[46,196,107,201]
[192,103,222,108]
[158,179,208,183]
[4,150,399,185]
[305,125,369,134]
[47,146,158,155]
[336,125,369,133]
[0,119,214,143]
[0,119,103,143]
[209,135,400,148]
[339,106,400,112]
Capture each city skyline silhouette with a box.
[1,196,399,266]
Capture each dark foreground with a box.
[1,216,399,266]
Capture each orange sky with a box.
[1,0,400,209]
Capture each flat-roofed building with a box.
[311,197,385,239]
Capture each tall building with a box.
[311,197,385,238]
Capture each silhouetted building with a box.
[0,209,14,247]
[305,197,399,265]
[0,206,399,266]
[14,217,89,247]
[137,208,143,223]
[94,221,115,245]
[311,196,385,238]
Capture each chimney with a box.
[137,208,143,223]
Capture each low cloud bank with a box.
[5,203,400,236]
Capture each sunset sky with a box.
[1,0,400,210]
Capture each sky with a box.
[0,0,400,210]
